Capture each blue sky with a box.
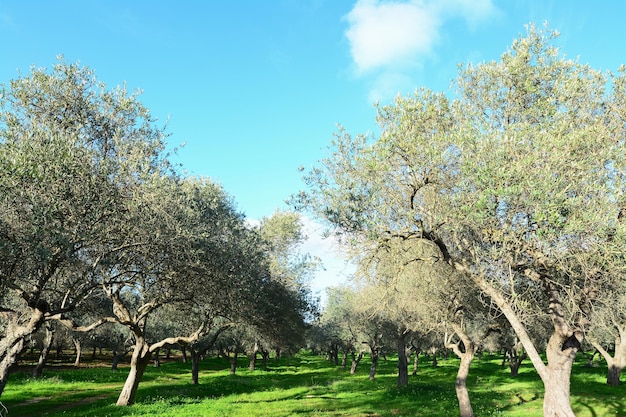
[1,0,625,296]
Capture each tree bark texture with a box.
[72,337,82,367]
[249,342,259,371]
[0,310,46,397]
[468,270,579,417]
[116,341,152,406]
[350,351,363,374]
[455,351,475,417]
[369,349,380,381]
[33,322,54,378]
[191,350,200,385]
[412,350,419,375]
[592,331,626,386]
[397,336,409,386]
[0,337,24,397]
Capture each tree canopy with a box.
[0,59,316,405]
[296,24,626,417]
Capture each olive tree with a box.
[317,286,363,369]
[0,59,167,396]
[588,280,626,386]
[364,235,500,413]
[253,212,320,354]
[295,25,625,417]
[97,175,255,406]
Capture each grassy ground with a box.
[1,352,624,416]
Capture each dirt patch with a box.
[47,393,112,413]
[14,396,52,405]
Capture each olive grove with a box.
[295,25,626,417]
[0,60,167,396]
[0,60,315,406]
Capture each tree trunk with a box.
[249,342,259,371]
[446,324,478,417]
[180,346,187,363]
[33,322,54,378]
[607,363,623,386]
[540,333,578,417]
[229,352,238,375]
[116,341,152,406]
[584,349,598,367]
[153,348,160,367]
[592,332,626,386]
[350,351,363,374]
[509,353,526,377]
[72,337,81,367]
[341,347,349,369]
[261,350,270,369]
[469,271,579,417]
[191,349,201,385]
[0,310,46,396]
[454,351,475,417]
[112,349,126,370]
[397,336,409,386]
[0,337,25,397]
[55,344,63,360]
[369,349,379,381]
[412,350,419,376]
[329,345,338,366]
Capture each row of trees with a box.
[0,59,317,405]
[295,24,626,417]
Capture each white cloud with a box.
[344,0,499,101]
[345,0,441,74]
[440,0,500,29]
[248,214,355,306]
[299,216,356,302]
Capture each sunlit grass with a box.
[1,352,625,416]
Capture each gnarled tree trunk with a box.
[455,351,475,417]
[591,331,626,386]
[446,323,480,417]
[0,309,46,397]
[542,333,579,417]
[350,351,364,374]
[72,336,82,367]
[116,339,152,406]
[471,272,581,417]
[368,347,380,381]
[33,322,55,378]
[261,349,270,369]
[0,337,25,396]
[341,345,349,369]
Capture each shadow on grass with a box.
[4,353,626,417]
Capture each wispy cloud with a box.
[299,215,356,302]
[344,0,499,101]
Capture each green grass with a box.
[1,352,624,416]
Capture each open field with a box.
[1,352,624,416]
